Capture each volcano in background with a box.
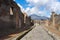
[29,14,49,20]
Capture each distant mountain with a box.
[29,14,49,20]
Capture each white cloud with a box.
[26,0,57,7]
[26,0,49,6]
[16,0,60,17]
[46,2,60,13]
[25,7,40,15]
[13,0,15,1]
[25,0,60,17]
[25,7,47,16]
[25,0,50,16]
[25,7,30,12]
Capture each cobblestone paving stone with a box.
[21,25,54,40]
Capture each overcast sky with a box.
[14,0,60,17]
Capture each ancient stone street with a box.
[21,25,55,40]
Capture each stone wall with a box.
[0,0,34,30]
[0,0,24,29]
[50,12,60,31]
[23,12,33,26]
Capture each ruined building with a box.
[50,12,60,31]
[23,12,33,26]
[0,0,24,29]
[0,0,34,30]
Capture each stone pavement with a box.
[21,25,54,40]
[43,25,60,40]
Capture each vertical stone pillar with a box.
[52,12,55,29]
[16,11,19,29]
[24,13,26,23]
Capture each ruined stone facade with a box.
[0,0,24,29]
[23,12,33,26]
[50,12,60,31]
